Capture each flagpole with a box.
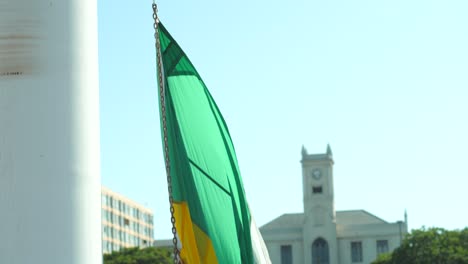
[0,0,101,263]
[152,4,182,263]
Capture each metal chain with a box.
[152,3,181,264]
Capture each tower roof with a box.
[326,144,333,157]
[301,144,334,163]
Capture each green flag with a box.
[157,21,270,264]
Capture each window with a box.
[313,186,323,194]
[312,238,329,264]
[102,240,106,252]
[124,218,130,226]
[280,245,292,264]
[376,240,389,255]
[351,241,363,262]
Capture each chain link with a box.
[152,4,181,264]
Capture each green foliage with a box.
[103,247,173,264]
[372,253,392,264]
[371,227,468,264]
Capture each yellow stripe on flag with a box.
[174,202,218,264]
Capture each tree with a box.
[372,253,391,264]
[103,247,173,264]
[372,227,468,264]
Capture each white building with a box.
[260,145,407,264]
[101,187,154,254]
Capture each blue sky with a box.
[98,0,468,239]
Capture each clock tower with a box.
[301,144,338,264]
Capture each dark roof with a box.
[336,210,388,225]
[260,210,388,230]
[260,213,304,230]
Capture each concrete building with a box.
[154,239,173,249]
[101,187,154,254]
[260,145,408,264]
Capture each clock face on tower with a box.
[312,169,321,180]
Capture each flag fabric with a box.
[156,21,271,264]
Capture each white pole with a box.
[0,1,101,263]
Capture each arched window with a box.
[312,238,329,264]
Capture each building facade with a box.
[260,145,408,264]
[101,187,154,254]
